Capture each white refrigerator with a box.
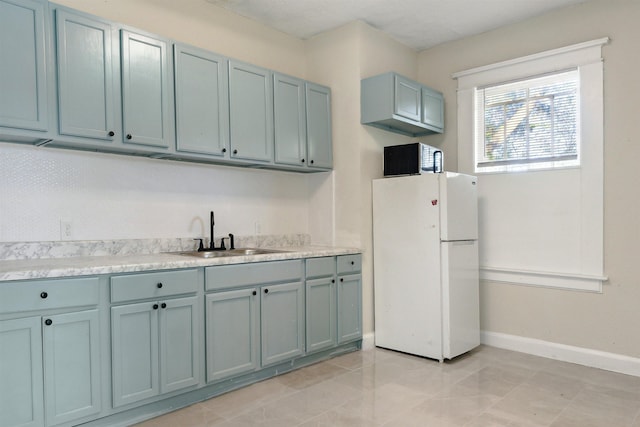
[372,172,480,361]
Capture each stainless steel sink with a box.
[177,248,288,258]
[227,248,288,255]
[177,250,231,258]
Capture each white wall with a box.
[0,145,309,241]
[417,0,640,358]
[0,0,314,243]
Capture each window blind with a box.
[475,69,579,170]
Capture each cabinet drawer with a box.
[206,260,302,291]
[0,277,99,314]
[111,269,198,303]
[305,257,335,279]
[337,254,362,275]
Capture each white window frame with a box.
[453,38,608,292]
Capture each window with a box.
[476,70,579,173]
[453,38,608,292]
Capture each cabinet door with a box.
[228,61,273,162]
[43,310,101,426]
[421,87,444,131]
[159,296,200,393]
[205,288,259,382]
[0,0,49,133]
[305,83,333,169]
[121,30,173,149]
[273,73,306,167]
[394,75,421,122]
[306,276,336,354]
[174,44,228,157]
[111,301,159,407]
[261,281,304,366]
[337,274,362,344]
[55,8,117,141]
[0,316,44,427]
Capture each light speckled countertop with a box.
[0,245,361,281]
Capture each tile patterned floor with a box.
[135,345,640,426]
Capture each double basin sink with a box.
[177,248,288,258]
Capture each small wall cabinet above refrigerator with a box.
[361,72,444,137]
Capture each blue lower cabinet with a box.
[111,295,199,407]
[337,273,363,344]
[43,310,102,425]
[306,276,336,353]
[260,281,305,366]
[0,316,44,427]
[205,288,259,382]
[0,310,102,427]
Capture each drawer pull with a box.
[264,288,269,294]
[351,261,355,265]
[161,303,167,309]
[331,279,335,283]
[340,278,344,282]
[153,304,159,310]
[45,319,52,326]
[157,282,163,289]
[252,290,257,295]
[40,292,48,299]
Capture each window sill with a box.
[480,266,607,293]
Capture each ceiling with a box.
[205,0,586,51]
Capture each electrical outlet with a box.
[60,220,73,240]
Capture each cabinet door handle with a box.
[45,319,53,326]
[310,160,314,164]
[222,148,227,153]
[252,290,257,296]
[126,134,132,140]
[233,149,238,155]
[301,158,305,163]
[161,303,167,309]
[331,279,335,283]
[153,304,159,310]
[264,288,269,294]
[340,278,344,282]
[40,292,48,299]
[157,282,163,289]
[108,131,115,137]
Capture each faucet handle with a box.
[220,237,228,250]
[194,238,204,252]
[228,233,235,250]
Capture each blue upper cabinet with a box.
[422,85,445,131]
[174,44,229,158]
[361,72,444,137]
[274,73,306,167]
[305,82,332,170]
[228,60,273,163]
[273,75,332,171]
[0,0,52,143]
[394,75,421,122]
[53,6,119,144]
[121,29,174,151]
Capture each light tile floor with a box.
[135,345,640,426]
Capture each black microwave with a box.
[383,143,443,176]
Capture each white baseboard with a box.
[481,330,640,377]
[361,332,375,350]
